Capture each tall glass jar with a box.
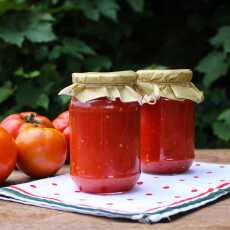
[137,69,204,174]
[59,71,141,193]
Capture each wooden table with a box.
[1,149,230,230]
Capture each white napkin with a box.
[0,162,229,223]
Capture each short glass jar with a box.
[137,69,204,174]
[59,71,141,193]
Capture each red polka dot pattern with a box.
[137,181,143,185]
[30,185,36,188]
[145,193,152,196]
[163,186,170,189]
[7,161,230,223]
[174,196,181,198]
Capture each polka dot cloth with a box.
[0,162,230,223]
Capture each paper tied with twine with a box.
[58,71,158,104]
[136,69,204,103]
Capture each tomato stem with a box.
[24,113,39,126]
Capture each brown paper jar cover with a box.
[59,71,154,103]
[136,69,204,103]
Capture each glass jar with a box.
[141,98,194,173]
[137,69,204,174]
[69,97,140,193]
[59,71,141,193]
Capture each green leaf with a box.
[213,121,230,142]
[210,26,230,53]
[84,8,100,21]
[48,4,80,14]
[126,0,144,12]
[218,108,230,125]
[207,88,226,105]
[25,23,56,43]
[98,0,119,21]
[63,38,96,56]
[77,0,119,21]
[58,95,70,106]
[196,51,229,87]
[76,0,100,21]
[49,46,63,60]
[0,0,27,16]
[0,81,14,103]
[0,12,56,46]
[147,64,168,70]
[49,38,96,60]
[65,58,82,73]
[36,93,50,110]
[24,13,56,43]
[15,83,48,109]
[15,84,40,107]
[78,1,100,21]
[0,21,24,46]
[15,67,40,79]
[34,46,49,61]
[40,63,60,81]
[85,56,112,71]
[53,0,119,21]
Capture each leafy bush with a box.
[0,0,229,148]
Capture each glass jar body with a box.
[69,97,140,193]
[141,98,194,174]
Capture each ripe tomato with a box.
[1,112,53,139]
[53,111,70,143]
[0,127,17,184]
[16,127,67,178]
[53,111,70,161]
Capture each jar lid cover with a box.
[59,71,147,103]
[137,69,204,103]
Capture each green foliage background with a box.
[0,0,229,148]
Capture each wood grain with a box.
[0,149,230,230]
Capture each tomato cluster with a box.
[1,112,54,138]
[0,111,70,183]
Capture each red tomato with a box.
[16,127,67,178]
[53,111,70,161]
[53,111,69,142]
[1,112,53,139]
[0,127,17,184]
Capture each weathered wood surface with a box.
[0,149,230,230]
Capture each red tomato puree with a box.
[141,98,194,174]
[69,97,140,193]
